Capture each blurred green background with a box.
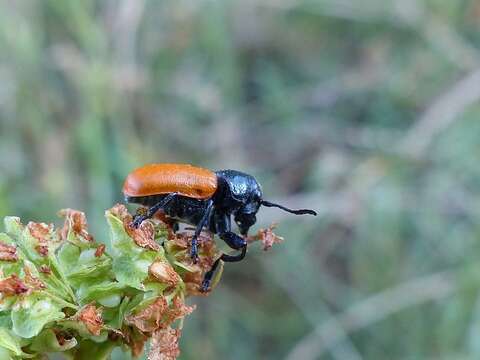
[1,1,480,359]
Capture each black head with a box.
[215,170,317,235]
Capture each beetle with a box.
[123,163,317,291]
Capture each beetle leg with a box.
[218,231,247,250]
[201,213,248,291]
[213,213,248,250]
[172,222,179,233]
[190,200,214,264]
[204,231,247,287]
[221,245,247,262]
[201,245,247,292]
[201,258,221,292]
[132,193,178,228]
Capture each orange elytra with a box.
[122,163,218,199]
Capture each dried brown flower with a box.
[109,203,132,222]
[168,233,189,250]
[148,327,181,360]
[95,244,106,257]
[39,265,52,275]
[0,241,18,262]
[149,261,181,288]
[248,223,284,251]
[27,222,53,256]
[182,272,205,296]
[127,221,160,251]
[28,222,52,241]
[126,297,169,333]
[78,304,104,336]
[163,296,195,326]
[35,245,49,256]
[58,209,93,242]
[24,266,46,290]
[0,275,29,296]
[126,296,195,334]
[111,204,161,251]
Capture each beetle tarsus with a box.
[221,245,247,262]
[190,237,199,264]
[200,278,211,292]
[132,215,146,228]
[201,257,221,292]
[200,246,247,292]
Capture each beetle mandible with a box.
[123,163,317,291]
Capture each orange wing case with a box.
[123,163,218,199]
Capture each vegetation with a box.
[0,206,202,359]
[1,1,480,359]
[0,206,280,359]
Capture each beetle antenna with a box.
[261,200,317,216]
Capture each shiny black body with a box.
[126,169,315,291]
[127,194,211,228]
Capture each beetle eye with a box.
[242,201,260,215]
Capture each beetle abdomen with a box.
[123,163,218,199]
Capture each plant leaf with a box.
[12,295,65,338]
[105,212,142,256]
[29,329,77,353]
[0,327,29,357]
[112,255,149,289]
